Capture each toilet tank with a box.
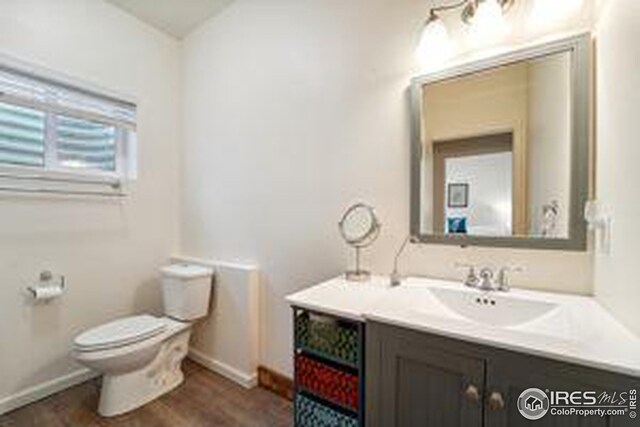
[160,264,214,321]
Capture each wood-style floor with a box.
[0,361,293,427]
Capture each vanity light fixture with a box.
[417,0,515,58]
[416,9,453,63]
[461,0,515,25]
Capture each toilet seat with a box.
[74,315,167,352]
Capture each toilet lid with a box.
[161,263,213,279]
[74,315,167,352]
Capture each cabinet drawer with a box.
[295,394,359,427]
[295,311,359,368]
[296,354,359,411]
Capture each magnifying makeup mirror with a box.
[339,203,381,282]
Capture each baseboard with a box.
[258,366,294,401]
[0,368,98,416]
[187,348,257,389]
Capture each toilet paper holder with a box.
[27,270,66,300]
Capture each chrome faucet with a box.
[456,263,523,292]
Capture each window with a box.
[0,63,136,187]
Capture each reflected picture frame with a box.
[447,183,469,208]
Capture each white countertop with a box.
[286,275,640,378]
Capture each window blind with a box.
[0,101,45,167]
[0,65,136,129]
[0,63,136,176]
[56,115,117,172]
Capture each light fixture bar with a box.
[430,0,470,15]
[426,0,515,26]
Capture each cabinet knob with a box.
[464,384,480,402]
[487,391,505,411]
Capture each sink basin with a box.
[427,287,558,327]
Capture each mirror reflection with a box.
[420,51,572,239]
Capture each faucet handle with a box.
[496,266,524,292]
[455,262,479,288]
[479,267,494,279]
[478,267,495,291]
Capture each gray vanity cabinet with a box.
[366,322,639,427]
[372,326,484,427]
[486,354,614,427]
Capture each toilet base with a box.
[97,328,191,417]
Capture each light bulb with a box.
[469,0,509,43]
[415,14,453,69]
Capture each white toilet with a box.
[72,263,213,417]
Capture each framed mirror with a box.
[410,34,591,250]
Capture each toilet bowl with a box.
[72,264,213,417]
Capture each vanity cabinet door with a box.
[485,353,638,427]
[367,323,484,427]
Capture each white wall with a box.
[181,0,596,376]
[594,0,640,337]
[527,54,572,238]
[0,0,181,411]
